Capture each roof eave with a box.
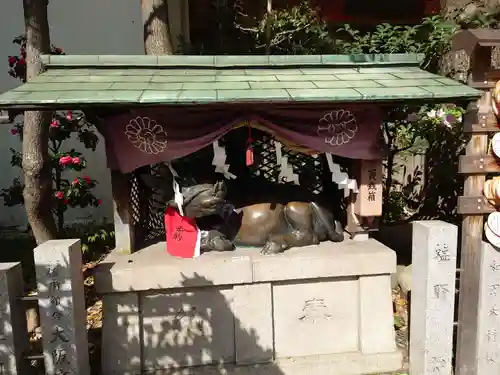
[39,53,426,70]
[0,95,482,112]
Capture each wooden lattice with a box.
[249,135,324,195]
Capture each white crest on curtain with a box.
[317,110,358,146]
[125,116,168,154]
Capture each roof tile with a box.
[0,54,482,109]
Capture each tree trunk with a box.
[141,0,173,55]
[22,0,58,244]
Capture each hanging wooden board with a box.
[462,108,498,133]
[354,159,383,217]
[458,195,496,215]
[459,154,500,174]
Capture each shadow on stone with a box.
[101,273,282,375]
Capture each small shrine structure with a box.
[0,53,481,375]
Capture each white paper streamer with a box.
[167,163,184,216]
[212,141,237,179]
[325,153,358,197]
[275,141,299,185]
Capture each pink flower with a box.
[59,156,72,165]
[18,58,25,65]
[63,199,69,205]
[66,111,73,120]
[50,120,59,128]
[72,178,79,185]
[97,199,102,206]
[10,129,17,135]
[7,56,16,66]
[83,176,91,184]
[54,191,64,200]
[71,157,81,165]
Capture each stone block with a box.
[139,350,403,375]
[409,221,457,375]
[142,287,235,370]
[476,241,500,374]
[359,274,396,354]
[101,293,141,375]
[34,239,90,375]
[251,240,396,283]
[0,262,29,375]
[273,278,359,358]
[95,243,253,293]
[95,238,397,293]
[233,283,273,364]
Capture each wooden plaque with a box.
[354,159,383,217]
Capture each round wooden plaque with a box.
[492,133,500,158]
[486,212,500,247]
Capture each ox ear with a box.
[213,180,227,196]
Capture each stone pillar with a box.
[409,221,458,375]
[0,262,29,375]
[34,239,90,375]
[476,241,500,373]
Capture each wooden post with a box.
[111,170,137,254]
[456,92,491,375]
[347,159,383,240]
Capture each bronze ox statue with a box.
[157,180,345,255]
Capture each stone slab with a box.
[142,288,235,370]
[273,278,359,358]
[0,262,29,375]
[95,239,396,293]
[476,241,500,374]
[101,293,141,375]
[95,242,253,293]
[409,221,457,375]
[34,239,90,375]
[359,274,396,354]
[233,283,273,364]
[140,350,403,375]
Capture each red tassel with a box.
[246,146,254,166]
[246,126,254,166]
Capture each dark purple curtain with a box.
[100,103,385,173]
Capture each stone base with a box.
[142,351,403,375]
[95,239,401,375]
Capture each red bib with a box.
[164,207,201,258]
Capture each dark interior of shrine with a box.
[131,127,350,248]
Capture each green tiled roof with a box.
[0,54,481,109]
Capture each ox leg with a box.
[200,229,234,252]
[261,203,318,255]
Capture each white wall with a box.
[0,0,145,227]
